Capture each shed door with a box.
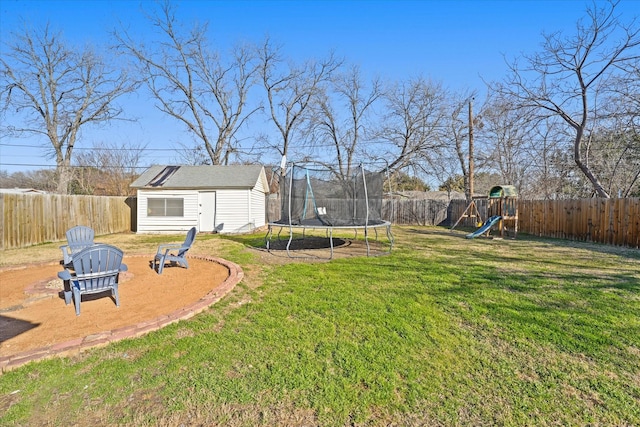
[198,191,216,232]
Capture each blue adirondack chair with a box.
[58,244,127,316]
[153,227,197,274]
[60,225,95,266]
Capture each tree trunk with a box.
[574,130,610,198]
[56,163,73,194]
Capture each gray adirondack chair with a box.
[153,227,197,274]
[58,244,127,316]
[60,225,95,266]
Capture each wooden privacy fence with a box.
[266,198,454,227]
[3,195,638,249]
[1,193,134,250]
[517,198,640,248]
[448,198,640,248]
[269,197,639,248]
[381,199,452,226]
[267,197,466,226]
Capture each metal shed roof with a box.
[130,165,267,190]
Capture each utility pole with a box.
[468,98,474,202]
[451,97,482,232]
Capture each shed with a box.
[130,165,269,234]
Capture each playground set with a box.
[453,185,519,239]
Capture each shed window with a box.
[148,198,184,217]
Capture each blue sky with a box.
[1,0,638,174]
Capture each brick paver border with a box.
[0,255,243,373]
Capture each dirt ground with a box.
[0,256,230,357]
[0,234,391,360]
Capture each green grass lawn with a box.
[1,227,639,426]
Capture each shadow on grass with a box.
[410,226,640,259]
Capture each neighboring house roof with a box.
[130,165,269,192]
[0,188,48,194]
[388,190,466,200]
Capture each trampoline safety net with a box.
[276,164,385,227]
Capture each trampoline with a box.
[265,163,394,259]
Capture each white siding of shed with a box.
[215,189,253,233]
[137,190,199,233]
[134,167,267,234]
[250,187,266,228]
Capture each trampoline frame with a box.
[265,220,394,259]
[265,163,394,259]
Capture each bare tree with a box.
[479,92,535,192]
[581,128,640,197]
[116,1,260,165]
[74,141,146,195]
[0,169,58,192]
[525,117,574,199]
[1,23,135,194]
[495,0,640,198]
[310,66,382,180]
[176,141,212,166]
[258,37,341,167]
[596,69,640,197]
[379,77,449,174]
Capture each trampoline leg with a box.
[286,226,294,258]
[365,227,370,256]
[265,226,273,251]
[329,228,334,259]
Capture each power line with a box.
[0,162,153,170]
[0,143,176,151]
